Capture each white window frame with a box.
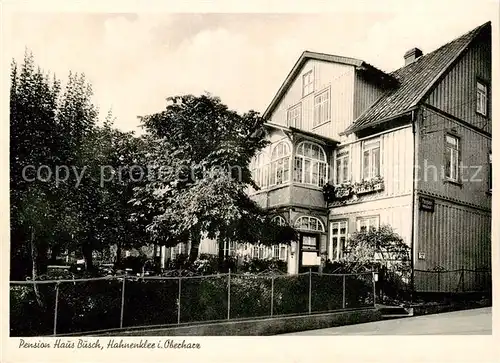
[270,141,291,186]
[293,141,328,187]
[445,134,460,182]
[330,220,348,261]
[356,216,380,232]
[302,70,314,97]
[476,80,488,116]
[287,103,302,128]
[294,216,325,232]
[335,147,350,185]
[223,240,236,257]
[313,88,331,127]
[362,138,381,180]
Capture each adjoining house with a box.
[162,22,492,292]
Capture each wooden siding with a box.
[331,126,414,203]
[329,195,413,246]
[414,197,491,292]
[353,72,386,120]
[268,59,355,139]
[417,107,491,209]
[426,35,491,133]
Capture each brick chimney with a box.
[404,47,423,65]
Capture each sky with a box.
[4,1,497,134]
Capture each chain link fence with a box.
[10,270,376,337]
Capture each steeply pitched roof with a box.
[262,51,397,120]
[343,21,491,135]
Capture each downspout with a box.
[410,109,417,298]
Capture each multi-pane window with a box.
[269,142,291,185]
[335,147,350,185]
[251,152,267,188]
[362,138,381,180]
[330,220,348,260]
[287,103,302,128]
[357,216,380,232]
[477,81,488,116]
[313,89,331,127]
[223,241,237,257]
[293,142,328,187]
[271,215,289,261]
[445,134,460,182]
[302,70,314,96]
[294,216,325,232]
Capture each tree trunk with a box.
[188,230,201,263]
[82,242,94,272]
[30,228,44,308]
[115,241,122,269]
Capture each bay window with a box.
[251,152,267,188]
[362,138,381,180]
[270,142,291,185]
[293,141,328,187]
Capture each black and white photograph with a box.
[2,0,498,361]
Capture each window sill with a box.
[475,110,488,118]
[444,179,463,187]
[312,120,331,130]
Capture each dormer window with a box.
[302,70,314,97]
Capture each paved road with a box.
[281,307,492,335]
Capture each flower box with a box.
[354,178,385,195]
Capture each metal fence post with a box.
[342,274,346,309]
[270,275,274,317]
[53,283,60,336]
[177,276,182,324]
[372,272,376,307]
[120,276,126,328]
[308,268,312,314]
[227,268,231,320]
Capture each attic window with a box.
[302,70,314,97]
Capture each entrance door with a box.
[298,233,320,273]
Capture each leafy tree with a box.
[342,225,411,272]
[133,94,296,262]
[10,51,148,281]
